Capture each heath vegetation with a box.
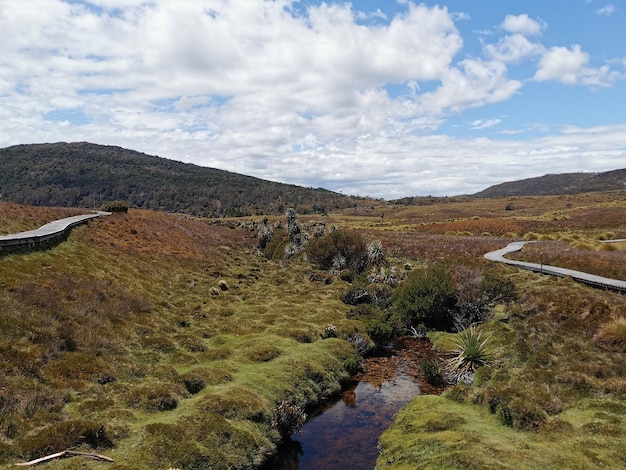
[1,188,626,469]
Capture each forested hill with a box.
[0,142,361,216]
[472,169,626,198]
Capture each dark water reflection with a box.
[265,373,421,470]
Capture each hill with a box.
[472,168,626,198]
[0,142,362,216]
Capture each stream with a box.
[263,337,443,470]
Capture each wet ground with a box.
[264,337,445,470]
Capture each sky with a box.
[1,0,626,199]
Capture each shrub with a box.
[322,324,338,339]
[480,271,518,303]
[257,225,273,250]
[392,263,457,331]
[341,286,371,306]
[345,333,374,356]
[100,200,129,213]
[272,401,307,438]
[365,318,397,343]
[419,357,446,387]
[367,266,400,287]
[307,229,368,273]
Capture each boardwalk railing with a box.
[0,212,111,253]
[485,241,626,294]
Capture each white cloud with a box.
[501,14,546,36]
[484,33,544,63]
[469,119,501,130]
[534,44,621,87]
[420,59,522,113]
[597,5,617,16]
[0,1,625,198]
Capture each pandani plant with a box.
[445,325,495,384]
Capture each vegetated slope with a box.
[0,142,361,216]
[374,194,626,469]
[472,168,626,198]
[0,204,361,468]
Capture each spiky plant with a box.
[331,253,347,271]
[284,242,300,258]
[257,225,273,250]
[368,266,400,287]
[367,239,385,267]
[445,326,494,384]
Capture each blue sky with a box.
[1,0,625,198]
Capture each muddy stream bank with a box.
[263,337,445,470]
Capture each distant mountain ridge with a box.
[0,142,361,216]
[472,169,626,198]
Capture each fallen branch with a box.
[15,450,114,466]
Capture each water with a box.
[265,338,435,470]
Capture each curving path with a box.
[485,241,626,293]
[0,211,111,252]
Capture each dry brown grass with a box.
[595,317,626,348]
[511,240,626,280]
[0,202,85,234]
[3,190,626,468]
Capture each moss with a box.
[196,387,270,422]
[376,395,623,470]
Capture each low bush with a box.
[100,200,129,213]
[272,400,307,438]
[419,357,446,387]
[392,263,457,331]
[307,229,368,273]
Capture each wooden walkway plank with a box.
[0,211,111,251]
[485,241,626,293]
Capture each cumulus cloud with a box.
[484,33,544,63]
[534,44,621,87]
[0,1,624,198]
[501,14,546,36]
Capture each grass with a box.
[2,191,626,468]
[377,266,626,468]
[0,206,361,468]
[377,395,626,470]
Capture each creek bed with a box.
[264,337,444,469]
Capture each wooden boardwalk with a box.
[485,241,626,293]
[0,211,110,252]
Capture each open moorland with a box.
[1,188,626,469]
